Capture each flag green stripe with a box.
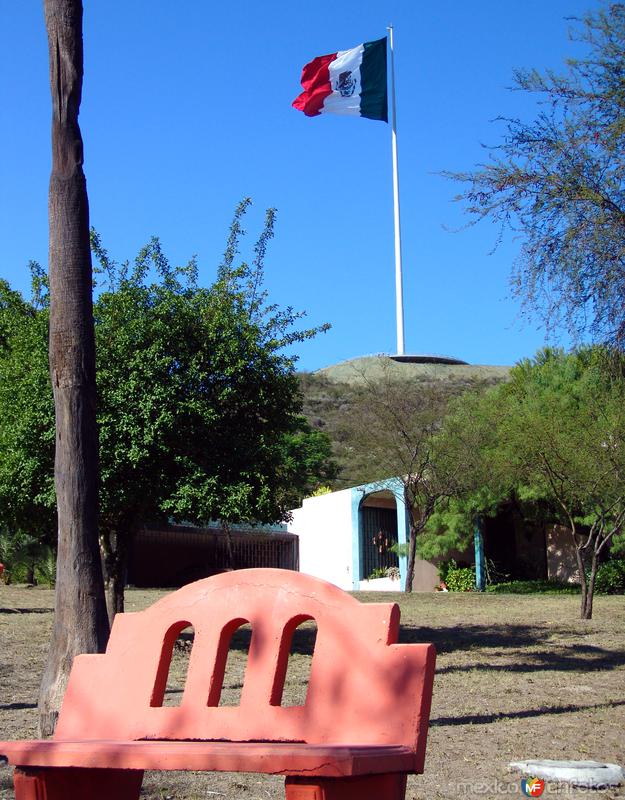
[359,38,388,122]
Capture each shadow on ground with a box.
[400,623,625,673]
[176,622,625,674]
[431,698,625,726]
[0,608,52,615]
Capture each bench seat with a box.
[0,740,415,776]
[1,569,436,800]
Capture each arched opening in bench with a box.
[270,615,317,707]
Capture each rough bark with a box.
[38,0,109,737]
[582,549,599,620]
[221,520,236,570]
[404,488,418,592]
[405,524,417,593]
[100,527,129,623]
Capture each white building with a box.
[288,478,441,592]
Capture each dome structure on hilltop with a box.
[312,354,511,385]
[390,354,468,365]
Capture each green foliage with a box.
[433,346,625,617]
[0,201,335,602]
[486,580,579,595]
[418,385,516,559]
[0,279,56,547]
[418,499,477,560]
[324,360,485,590]
[0,528,54,586]
[446,5,625,346]
[437,559,453,584]
[439,559,475,592]
[367,567,388,579]
[366,566,401,581]
[593,559,625,595]
[319,364,498,492]
[609,529,625,557]
[0,280,56,583]
[35,548,57,588]
[310,485,332,497]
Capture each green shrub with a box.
[594,559,625,594]
[437,560,452,584]
[440,559,475,592]
[367,567,388,579]
[0,530,56,586]
[35,549,57,587]
[486,579,579,594]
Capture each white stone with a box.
[510,760,625,788]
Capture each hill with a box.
[313,355,510,386]
[299,355,510,490]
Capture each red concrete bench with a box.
[0,568,436,800]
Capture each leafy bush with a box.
[437,559,452,584]
[0,529,56,586]
[486,579,579,594]
[447,566,475,592]
[594,559,625,595]
[439,559,475,591]
[367,567,388,579]
[366,566,401,581]
[35,549,57,587]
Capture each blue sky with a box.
[0,1,603,371]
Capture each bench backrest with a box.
[55,569,435,769]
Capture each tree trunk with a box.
[101,527,129,624]
[573,538,592,620]
[582,549,598,620]
[106,563,126,621]
[221,520,236,570]
[38,0,109,737]
[405,523,417,593]
[403,487,420,593]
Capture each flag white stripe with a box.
[321,43,365,117]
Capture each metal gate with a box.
[360,506,399,579]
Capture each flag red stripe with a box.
[292,52,337,117]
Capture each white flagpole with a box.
[387,24,405,356]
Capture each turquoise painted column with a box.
[474,516,486,591]
[350,488,364,590]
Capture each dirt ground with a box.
[1,585,624,799]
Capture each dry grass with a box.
[1,585,624,799]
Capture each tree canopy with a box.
[447,4,625,345]
[0,278,56,553]
[428,347,625,618]
[0,203,335,615]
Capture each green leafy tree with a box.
[430,347,625,619]
[0,202,335,619]
[418,388,513,563]
[0,278,56,563]
[446,4,625,345]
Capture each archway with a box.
[359,490,399,580]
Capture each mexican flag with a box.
[292,37,387,122]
